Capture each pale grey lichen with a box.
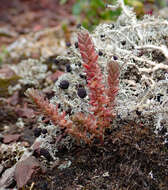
[15,118,25,129]
[4,27,67,63]
[35,120,74,159]
[90,0,168,132]
[58,160,71,170]
[51,72,90,116]
[9,58,49,94]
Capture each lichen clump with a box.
[52,3,168,132]
[10,58,48,86]
[28,0,168,157]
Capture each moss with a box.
[0,75,20,96]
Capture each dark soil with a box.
[1,95,168,190]
[26,123,168,190]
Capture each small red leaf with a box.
[3,134,21,144]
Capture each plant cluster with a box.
[93,0,168,133]
[72,0,144,30]
[2,1,168,189]
[26,0,168,152]
[27,30,119,144]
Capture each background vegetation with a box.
[71,0,167,30]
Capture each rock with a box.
[3,134,21,144]
[0,165,16,189]
[14,156,41,188]
[15,103,35,118]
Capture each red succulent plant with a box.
[27,30,120,144]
